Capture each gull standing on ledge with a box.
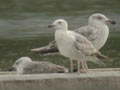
[9,57,68,74]
[48,19,104,74]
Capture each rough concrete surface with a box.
[0,68,120,90]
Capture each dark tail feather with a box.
[31,46,59,54]
[30,40,59,55]
[94,53,112,62]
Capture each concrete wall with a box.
[0,68,120,90]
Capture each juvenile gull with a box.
[48,19,104,74]
[9,57,68,74]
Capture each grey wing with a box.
[73,32,97,56]
[23,62,45,74]
[44,63,68,73]
[37,62,68,73]
[23,62,68,74]
[74,26,96,42]
[74,26,92,38]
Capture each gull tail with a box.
[30,41,59,55]
[30,46,59,54]
[93,52,112,62]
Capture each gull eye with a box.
[15,62,19,65]
[15,61,21,65]
[97,16,102,20]
[58,21,62,24]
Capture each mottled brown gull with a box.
[9,57,68,74]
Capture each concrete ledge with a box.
[0,68,120,90]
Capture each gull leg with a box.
[70,59,73,73]
[77,60,80,74]
[81,59,89,73]
[84,59,89,72]
[84,59,88,70]
[84,59,92,72]
[81,60,86,72]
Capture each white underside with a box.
[55,30,84,61]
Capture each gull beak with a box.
[8,66,15,71]
[48,24,55,28]
[105,20,116,25]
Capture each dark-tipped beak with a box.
[8,66,15,71]
[48,24,55,28]
[106,20,116,25]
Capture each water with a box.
[0,0,120,70]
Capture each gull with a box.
[74,13,116,50]
[48,19,105,74]
[31,13,115,58]
[9,57,68,74]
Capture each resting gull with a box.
[48,19,105,74]
[9,57,68,74]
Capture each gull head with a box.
[89,13,116,25]
[9,57,32,71]
[48,19,68,30]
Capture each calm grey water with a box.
[0,0,120,70]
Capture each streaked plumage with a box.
[10,57,68,74]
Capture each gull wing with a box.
[73,32,112,61]
[74,26,97,42]
[72,32,97,56]
[23,61,68,74]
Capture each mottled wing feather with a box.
[74,26,96,42]
[73,32,97,55]
[23,61,68,74]
[74,26,91,37]
[23,62,45,74]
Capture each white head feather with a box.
[13,57,32,74]
[49,19,68,30]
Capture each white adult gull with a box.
[9,57,69,74]
[48,19,104,74]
